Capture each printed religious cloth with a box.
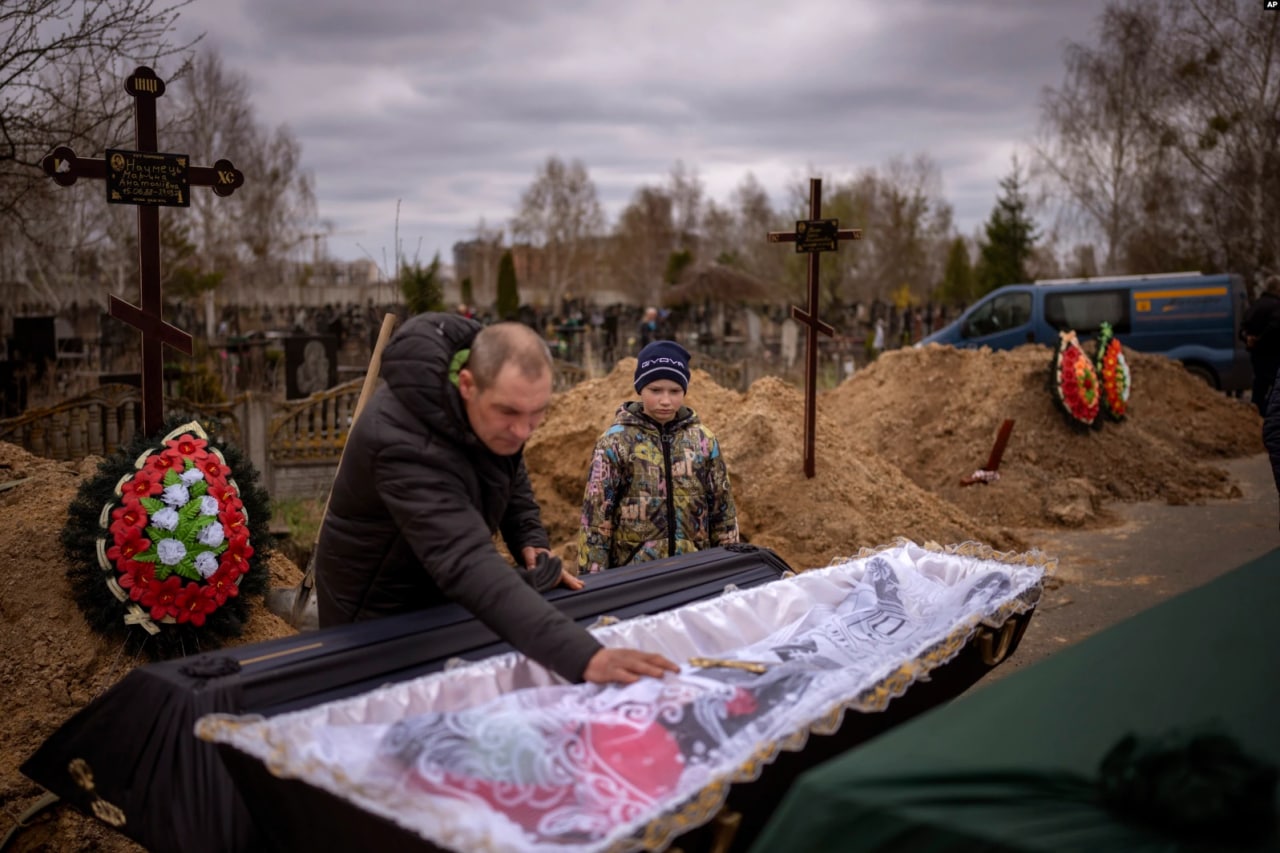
[199,542,1047,853]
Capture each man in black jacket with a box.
[316,312,677,685]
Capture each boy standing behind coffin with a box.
[577,340,739,574]
[315,313,678,685]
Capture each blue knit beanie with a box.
[634,340,691,393]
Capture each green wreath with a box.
[61,418,273,658]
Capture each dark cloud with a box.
[177,0,1109,264]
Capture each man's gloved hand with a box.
[523,550,567,592]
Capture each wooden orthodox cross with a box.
[41,66,245,436]
[768,178,862,478]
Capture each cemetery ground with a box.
[0,343,1270,852]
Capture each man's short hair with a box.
[466,322,552,389]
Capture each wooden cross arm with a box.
[109,295,194,355]
[767,228,863,243]
[196,159,245,197]
[791,306,836,336]
[41,146,245,196]
[42,146,102,186]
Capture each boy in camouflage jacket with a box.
[578,340,739,573]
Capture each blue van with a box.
[920,272,1251,391]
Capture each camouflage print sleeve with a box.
[705,433,740,545]
[577,430,628,573]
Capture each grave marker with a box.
[40,66,245,435]
[768,178,862,478]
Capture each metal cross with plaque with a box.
[41,66,245,436]
[768,178,862,478]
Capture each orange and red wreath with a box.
[1095,321,1131,421]
[1051,330,1101,427]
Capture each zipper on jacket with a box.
[661,428,677,557]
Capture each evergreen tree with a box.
[664,249,694,285]
[400,253,445,315]
[977,160,1039,295]
[496,250,520,320]
[937,237,975,305]
[460,276,474,309]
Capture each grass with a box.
[270,497,328,569]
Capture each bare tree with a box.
[0,0,197,307]
[0,0,195,218]
[874,154,953,303]
[608,185,675,306]
[1035,1,1167,274]
[700,198,735,267]
[666,159,704,248]
[1151,0,1280,287]
[1041,0,1280,284]
[510,156,604,313]
[168,50,253,275]
[727,172,787,288]
[170,50,316,298]
[798,157,953,308]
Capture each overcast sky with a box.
[172,0,1111,272]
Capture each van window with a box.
[962,291,1032,338]
[1044,290,1130,334]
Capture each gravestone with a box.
[285,335,338,399]
[11,316,57,377]
[744,308,763,354]
[780,317,800,368]
[0,360,22,417]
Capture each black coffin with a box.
[207,607,1029,850]
[212,608,1036,853]
[20,544,792,853]
[202,545,1046,853]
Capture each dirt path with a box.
[991,452,1276,682]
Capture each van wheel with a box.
[1182,362,1219,389]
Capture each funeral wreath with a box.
[1050,330,1101,428]
[62,420,272,657]
[1095,321,1131,421]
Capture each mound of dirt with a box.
[525,359,1018,572]
[825,344,1262,529]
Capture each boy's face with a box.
[639,379,685,424]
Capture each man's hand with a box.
[521,546,584,591]
[521,545,549,570]
[582,648,680,685]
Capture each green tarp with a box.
[752,548,1280,852]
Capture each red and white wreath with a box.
[1051,330,1101,427]
[99,422,254,633]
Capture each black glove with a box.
[521,551,565,592]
